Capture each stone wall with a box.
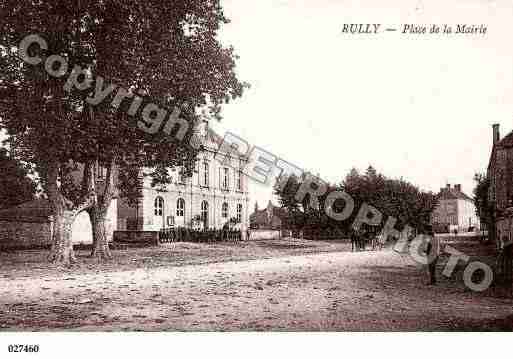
[490,148,512,211]
[113,231,159,246]
[497,215,513,248]
[0,220,53,250]
[0,204,117,250]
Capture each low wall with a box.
[0,220,53,251]
[113,231,160,246]
[249,229,281,241]
[0,214,107,251]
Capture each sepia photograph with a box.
[0,0,512,356]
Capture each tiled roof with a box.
[437,188,473,202]
[249,210,268,224]
[488,131,513,170]
[250,202,287,225]
[205,127,223,147]
[496,132,513,149]
[204,127,247,158]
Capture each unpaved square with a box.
[0,239,512,331]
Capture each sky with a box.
[2,1,512,212]
[214,0,513,209]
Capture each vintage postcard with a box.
[0,0,512,357]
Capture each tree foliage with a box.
[0,1,248,264]
[0,147,38,209]
[473,172,493,228]
[274,166,438,237]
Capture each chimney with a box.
[493,124,500,145]
[455,184,461,192]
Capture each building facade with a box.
[431,184,479,233]
[487,123,513,247]
[117,126,250,233]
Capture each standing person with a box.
[425,226,440,285]
[360,229,367,251]
[351,228,358,252]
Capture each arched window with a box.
[222,202,229,218]
[237,204,243,222]
[176,198,185,217]
[154,197,164,216]
[201,201,209,227]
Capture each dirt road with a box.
[1,244,512,331]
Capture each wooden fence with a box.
[159,227,242,244]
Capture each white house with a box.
[431,184,479,233]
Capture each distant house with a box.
[487,123,513,246]
[250,201,287,230]
[431,184,479,233]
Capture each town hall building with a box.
[117,125,250,233]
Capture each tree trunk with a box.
[46,161,76,266]
[89,158,118,261]
[48,209,77,266]
[89,206,112,260]
[46,159,96,266]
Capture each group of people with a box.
[350,228,384,252]
[350,229,367,252]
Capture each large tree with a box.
[0,1,247,264]
[274,166,438,237]
[342,167,437,234]
[473,172,494,239]
[0,147,38,209]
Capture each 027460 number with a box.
[8,345,39,353]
